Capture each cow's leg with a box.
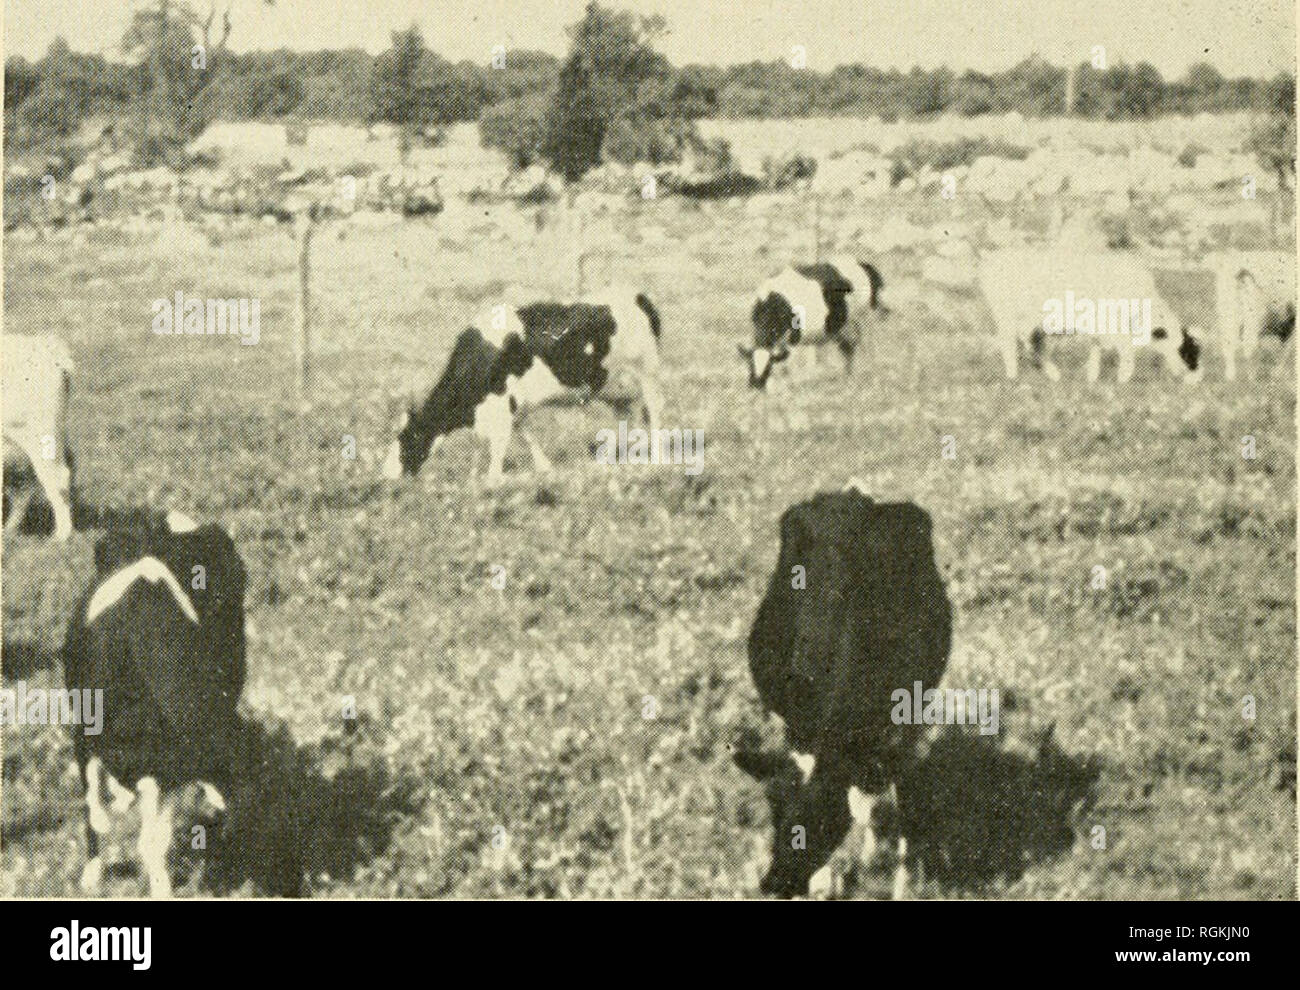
[887,783,909,900]
[837,338,856,376]
[637,369,665,462]
[1242,311,1262,360]
[473,394,514,487]
[892,835,910,900]
[4,487,35,537]
[24,445,73,540]
[1027,328,1061,381]
[520,430,552,474]
[846,786,879,865]
[1116,344,1136,385]
[80,757,110,892]
[136,777,173,898]
[1083,345,1101,384]
[1000,334,1019,379]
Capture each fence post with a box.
[812,192,822,261]
[293,205,319,398]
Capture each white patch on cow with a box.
[586,286,658,368]
[86,556,200,625]
[584,341,595,356]
[165,510,198,533]
[791,750,816,783]
[477,304,526,349]
[847,786,874,823]
[756,268,830,338]
[808,863,836,899]
[197,781,226,813]
[506,356,569,409]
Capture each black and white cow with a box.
[1208,250,1296,381]
[3,334,75,540]
[63,510,248,898]
[739,257,885,389]
[737,482,951,898]
[384,287,663,484]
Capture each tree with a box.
[1113,62,1164,118]
[121,1,233,158]
[540,3,676,180]
[1185,61,1224,108]
[369,25,490,150]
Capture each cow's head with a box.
[382,406,433,479]
[737,343,790,389]
[383,328,532,478]
[1150,324,1203,378]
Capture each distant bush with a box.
[888,136,1031,182]
[480,92,551,168]
[601,116,692,166]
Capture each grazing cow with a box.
[738,483,952,898]
[3,334,75,539]
[63,511,248,897]
[740,257,885,388]
[383,286,663,484]
[1207,251,1296,380]
[979,249,1200,383]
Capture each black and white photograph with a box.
[0,0,1295,922]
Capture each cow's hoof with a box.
[80,857,104,892]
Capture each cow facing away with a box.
[63,511,248,897]
[738,484,952,898]
[384,287,663,485]
[3,334,75,539]
[1207,251,1295,380]
[740,257,885,389]
[978,249,1201,383]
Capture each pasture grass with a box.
[2,197,1294,898]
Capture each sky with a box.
[3,0,1294,77]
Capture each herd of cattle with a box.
[1,242,1294,898]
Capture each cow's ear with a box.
[736,343,753,359]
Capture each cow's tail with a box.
[635,293,662,342]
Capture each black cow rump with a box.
[742,489,952,896]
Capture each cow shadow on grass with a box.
[897,726,1100,893]
[204,715,424,898]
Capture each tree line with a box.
[5,2,1294,181]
